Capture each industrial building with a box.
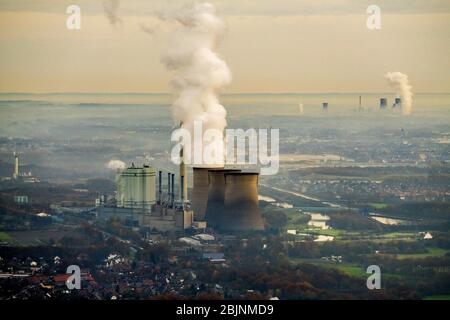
[97,163,193,233]
[115,164,156,213]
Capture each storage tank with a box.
[192,166,223,220]
[221,172,264,231]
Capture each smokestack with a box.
[380,98,387,109]
[359,95,362,111]
[204,169,240,228]
[13,152,19,179]
[322,102,328,111]
[171,173,175,208]
[167,172,171,204]
[179,147,188,202]
[221,172,264,231]
[192,166,223,220]
[158,171,162,204]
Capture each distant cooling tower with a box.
[393,97,401,108]
[322,102,328,111]
[204,169,240,228]
[380,98,387,109]
[192,167,222,220]
[221,172,264,231]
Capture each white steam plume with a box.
[107,160,126,170]
[298,102,304,115]
[385,72,413,115]
[162,2,231,162]
[103,0,122,26]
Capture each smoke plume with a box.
[298,102,304,115]
[163,2,231,161]
[385,72,413,115]
[107,160,126,170]
[103,0,122,26]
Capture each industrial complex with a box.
[97,157,265,234]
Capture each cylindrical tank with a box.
[192,166,223,220]
[222,172,264,231]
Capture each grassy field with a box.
[0,232,12,242]
[370,203,388,209]
[424,295,450,300]
[395,247,450,260]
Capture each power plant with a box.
[98,153,265,233]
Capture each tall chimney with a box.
[158,171,162,204]
[167,172,171,204]
[13,152,19,179]
[171,173,175,208]
[179,147,188,202]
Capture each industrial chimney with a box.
[192,166,223,220]
[13,152,19,179]
[222,172,264,231]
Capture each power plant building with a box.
[115,164,156,213]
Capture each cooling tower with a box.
[204,169,240,228]
[221,172,264,231]
[380,98,387,109]
[322,102,328,111]
[192,166,223,220]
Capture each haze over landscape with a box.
[0,0,449,302]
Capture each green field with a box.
[370,203,388,209]
[395,247,450,260]
[424,295,450,300]
[0,232,12,242]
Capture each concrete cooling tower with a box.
[192,167,219,220]
[222,172,264,231]
[204,169,239,228]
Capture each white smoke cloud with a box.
[102,0,122,26]
[385,72,413,115]
[162,2,231,162]
[107,159,126,170]
[298,102,304,115]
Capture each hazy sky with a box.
[0,0,449,93]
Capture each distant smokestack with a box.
[322,102,328,111]
[13,152,19,179]
[359,95,362,111]
[167,172,171,203]
[171,173,175,208]
[380,98,387,109]
[158,171,162,203]
[222,172,264,231]
[179,147,188,202]
[204,169,240,228]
